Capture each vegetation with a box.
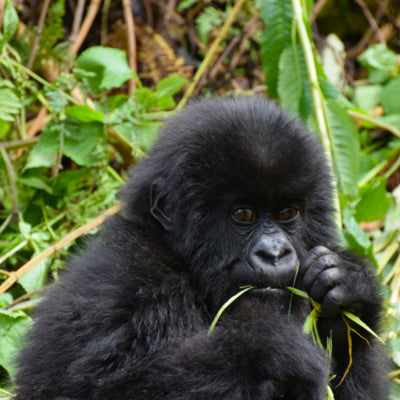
[0,0,400,398]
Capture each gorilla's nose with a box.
[249,234,297,270]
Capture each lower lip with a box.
[250,288,288,295]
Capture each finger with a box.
[302,253,340,289]
[309,268,341,303]
[321,287,346,319]
[299,246,330,275]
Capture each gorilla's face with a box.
[228,203,299,291]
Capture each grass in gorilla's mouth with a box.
[208,285,384,399]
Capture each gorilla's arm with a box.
[300,246,387,399]
[87,304,328,400]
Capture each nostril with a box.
[251,237,294,266]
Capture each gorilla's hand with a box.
[300,246,374,319]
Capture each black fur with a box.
[15,96,387,399]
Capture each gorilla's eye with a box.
[276,207,298,221]
[232,208,257,224]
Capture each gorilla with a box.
[15,96,387,400]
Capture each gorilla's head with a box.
[122,96,337,310]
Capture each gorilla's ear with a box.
[150,180,173,231]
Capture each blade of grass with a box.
[341,310,385,344]
[208,285,254,335]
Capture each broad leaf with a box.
[259,0,293,98]
[63,120,103,166]
[0,0,18,51]
[356,178,393,222]
[342,207,375,262]
[18,258,51,294]
[78,46,134,92]
[358,44,396,84]
[25,123,60,169]
[66,105,104,123]
[278,46,301,115]
[382,75,400,115]
[324,98,360,198]
[0,310,31,380]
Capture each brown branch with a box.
[347,0,388,58]
[0,205,120,295]
[69,0,86,46]
[27,0,51,69]
[209,34,240,80]
[230,14,259,70]
[27,106,48,138]
[143,0,153,27]
[353,0,385,44]
[311,0,329,23]
[68,0,101,57]
[122,0,137,94]
[4,285,51,310]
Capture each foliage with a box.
[1,0,400,397]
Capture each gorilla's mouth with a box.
[250,287,289,296]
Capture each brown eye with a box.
[276,207,298,221]
[232,208,256,223]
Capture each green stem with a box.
[291,0,341,228]
[0,145,18,216]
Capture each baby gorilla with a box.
[15,96,387,399]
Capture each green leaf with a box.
[342,207,375,262]
[285,286,309,299]
[278,46,301,115]
[209,286,254,334]
[25,123,60,169]
[259,0,293,98]
[155,76,188,110]
[326,384,335,400]
[353,85,382,111]
[19,172,54,194]
[63,120,103,166]
[356,178,393,222]
[324,98,360,198]
[77,46,134,92]
[382,75,400,115]
[0,310,31,380]
[66,105,104,123]
[156,76,187,97]
[357,44,396,84]
[302,311,313,335]
[0,88,22,122]
[0,0,19,51]
[113,121,160,152]
[341,310,385,344]
[53,169,87,194]
[18,258,51,294]
[177,0,198,12]
[26,119,103,169]
[0,293,13,307]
